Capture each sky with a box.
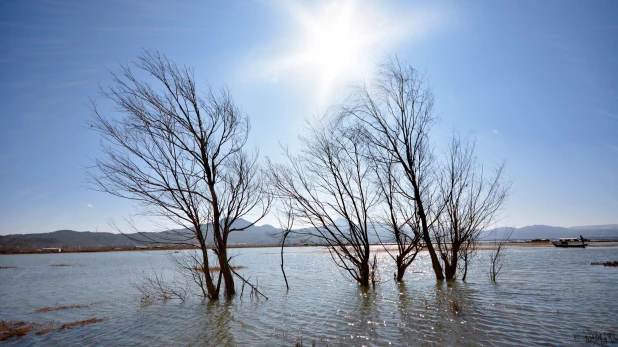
[1,0,617,235]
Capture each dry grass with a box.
[36,318,105,336]
[35,304,88,313]
[193,265,245,272]
[1,317,105,339]
[50,263,72,267]
[60,318,104,330]
[0,321,31,341]
[591,261,618,267]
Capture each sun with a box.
[302,2,364,77]
[269,1,391,103]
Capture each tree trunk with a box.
[461,252,469,282]
[280,233,289,290]
[359,260,370,286]
[396,264,406,282]
[422,231,445,280]
[444,249,458,280]
[395,255,407,282]
[217,247,236,299]
[200,246,219,299]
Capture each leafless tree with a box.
[268,117,380,286]
[88,50,271,300]
[488,228,513,282]
[372,155,423,282]
[341,58,510,281]
[340,58,446,279]
[272,200,295,290]
[434,134,510,280]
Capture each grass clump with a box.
[0,266,16,269]
[50,263,72,267]
[35,304,88,313]
[59,318,104,330]
[36,318,105,336]
[591,261,618,267]
[0,321,31,341]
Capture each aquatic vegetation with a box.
[59,318,105,330]
[0,266,16,269]
[0,321,31,341]
[573,330,617,345]
[35,304,89,313]
[35,318,105,336]
[449,299,461,314]
[50,263,72,267]
[591,261,618,267]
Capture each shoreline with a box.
[2,241,618,255]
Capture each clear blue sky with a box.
[1,0,617,235]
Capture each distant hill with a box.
[0,220,284,252]
[486,224,618,241]
[1,221,617,252]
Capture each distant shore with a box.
[2,240,618,255]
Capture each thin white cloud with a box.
[87,203,94,208]
[492,129,499,134]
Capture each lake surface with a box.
[1,245,617,346]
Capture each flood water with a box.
[1,245,617,346]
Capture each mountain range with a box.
[1,221,617,253]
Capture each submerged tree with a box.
[341,58,445,279]
[89,50,270,300]
[488,228,513,282]
[434,134,510,280]
[268,117,380,286]
[342,58,510,281]
[372,155,423,282]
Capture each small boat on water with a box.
[552,236,588,248]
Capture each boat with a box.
[552,237,588,248]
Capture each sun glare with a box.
[303,2,362,77]
[269,0,396,104]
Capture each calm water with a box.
[1,245,617,346]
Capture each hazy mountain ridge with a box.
[1,222,617,251]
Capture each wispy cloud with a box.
[492,129,499,134]
[87,203,94,208]
[599,110,618,121]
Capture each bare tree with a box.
[89,50,270,300]
[488,228,513,282]
[342,58,510,281]
[341,58,446,279]
[372,155,423,282]
[268,117,380,286]
[273,200,295,290]
[434,134,510,280]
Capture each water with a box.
[1,245,617,346]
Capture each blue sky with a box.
[1,0,617,235]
